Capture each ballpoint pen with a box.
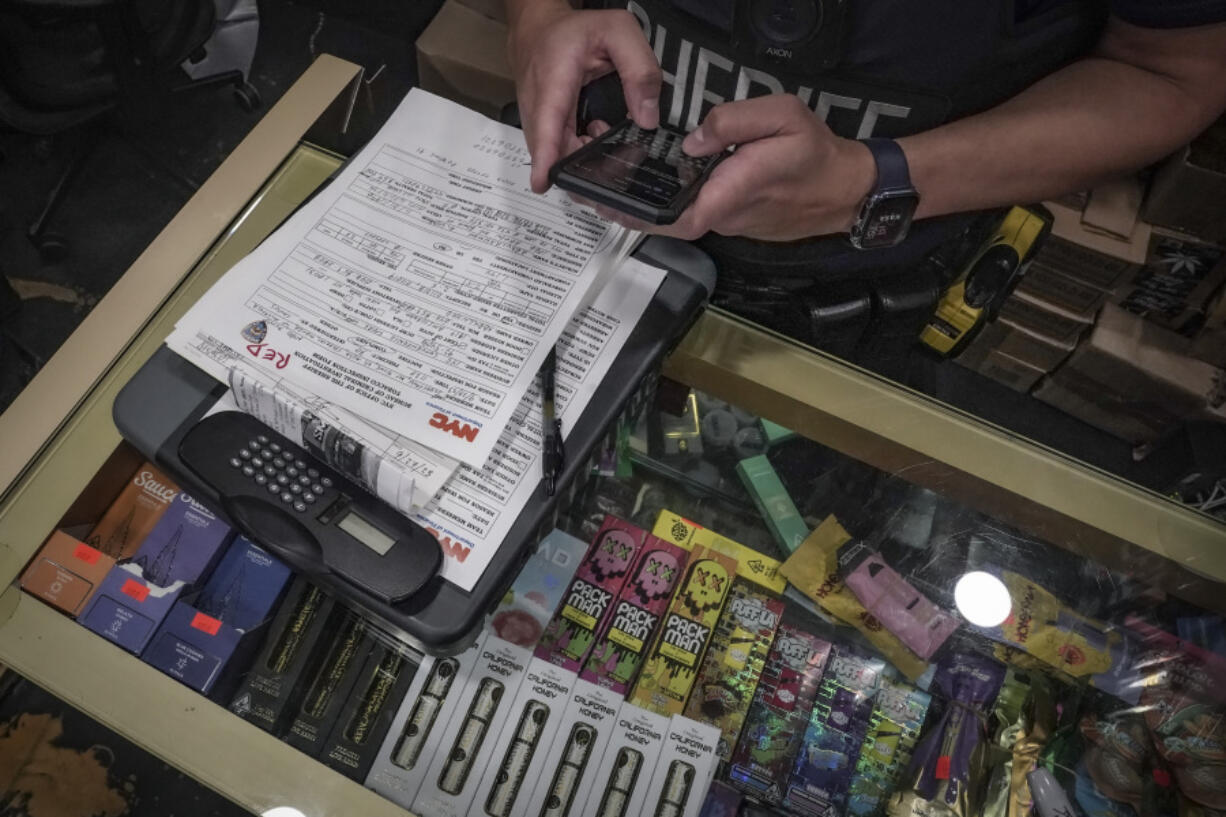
[541,346,565,498]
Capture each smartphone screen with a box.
[551,121,724,224]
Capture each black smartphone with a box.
[548,120,727,225]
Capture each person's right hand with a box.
[508,1,661,193]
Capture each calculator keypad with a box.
[232,439,330,512]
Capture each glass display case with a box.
[0,56,1223,817]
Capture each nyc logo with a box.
[428,412,479,442]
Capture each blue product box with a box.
[143,537,292,695]
[79,491,234,654]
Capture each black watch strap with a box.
[861,138,911,191]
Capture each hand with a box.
[587,94,878,242]
[508,2,661,193]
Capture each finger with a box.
[586,119,611,138]
[598,12,662,129]
[526,63,587,193]
[682,94,812,155]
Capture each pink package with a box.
[534,516,650,673]
[580,536,690,695]
[844,554,959,660]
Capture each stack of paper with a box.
[168,90,664,590]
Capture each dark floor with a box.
[0,1,440,814]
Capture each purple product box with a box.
[783,646,886,817]
[143,538,292,695]
[79,492,234,654]
[534,516,650,673]
[581,537,690,695]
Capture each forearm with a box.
[899,18,1226,220]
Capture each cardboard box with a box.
[956,319,1075,374]
[581,535,690,695]
[472,655,577,817]
[629,546,738,717]
[783,646,886,817]
[536,517,652,675]
[1035,200,1150,291]
[652,509,788,595]
[321,642,417,781]
[284,611,375,756]
[78,491,234,654]
[229,577,338,733]
[956,343,1047,394]
[457,0,506,22]
[577,702,671,817]
[640,715,721,817]
[998,293,1094,347]
[416,0,516,120]
[683,583,784,766]
[1112,231,1226,335]
[1034,303,1226,443]
[521,678,623,817]
[409,529,589,817]
[735,456,811,554]
[83,461,180,558]
[1142,141,1226,244]
[142,537,292,695]
[1017,264,1113,317]
[727,626,833,806]
[21,532,116,617]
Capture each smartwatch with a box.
[849,138,920,250]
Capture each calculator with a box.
[178,411,442,603]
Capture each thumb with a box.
[683,94,811,155]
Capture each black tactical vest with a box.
[583,0,1110,283]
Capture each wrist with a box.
[833,138,877,233]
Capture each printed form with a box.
[168,88,632,470]
[416,257,665,590]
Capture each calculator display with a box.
[563,123,714,208]
[337,509,396,556]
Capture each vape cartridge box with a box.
[641,715,721,817]
[698,781,743,817]
[229,577,337,733]
[846,680,931,817]
[142,538,292,695]
[652,510,787,595]
[470,655,577,817]
[364,638,486,809]
[78,492,234,654]
[283,611,375,757]
[683,583,784,766]
[84,461,180,560]
[727,626,833,806]
[581,536,689,695]
[21,531,116,617]
[629,546,738,717]
[783,646,886,817]
[412,529,589,817]
[321,641,417,781]
[521,678,622,817]
[578,702,670,817]
[735,456,810,554]
[536,516,652,674]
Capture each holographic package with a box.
[536,516,652,673]
[629,545,739,716]
[847,680,932,817]
[683,582,784,766]
[582,536,690,695]
[784,645,887,817]
[727,625,833,806]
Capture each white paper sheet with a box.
[168,88,630,468]
[416,258,667,591]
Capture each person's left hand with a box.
[586,94,879,242]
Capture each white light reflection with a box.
[954,571,1012,627]
[262,808,307,817]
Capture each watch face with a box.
[855,192,918,249]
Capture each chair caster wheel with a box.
[233,82,262,113]
[33,233,69,263]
